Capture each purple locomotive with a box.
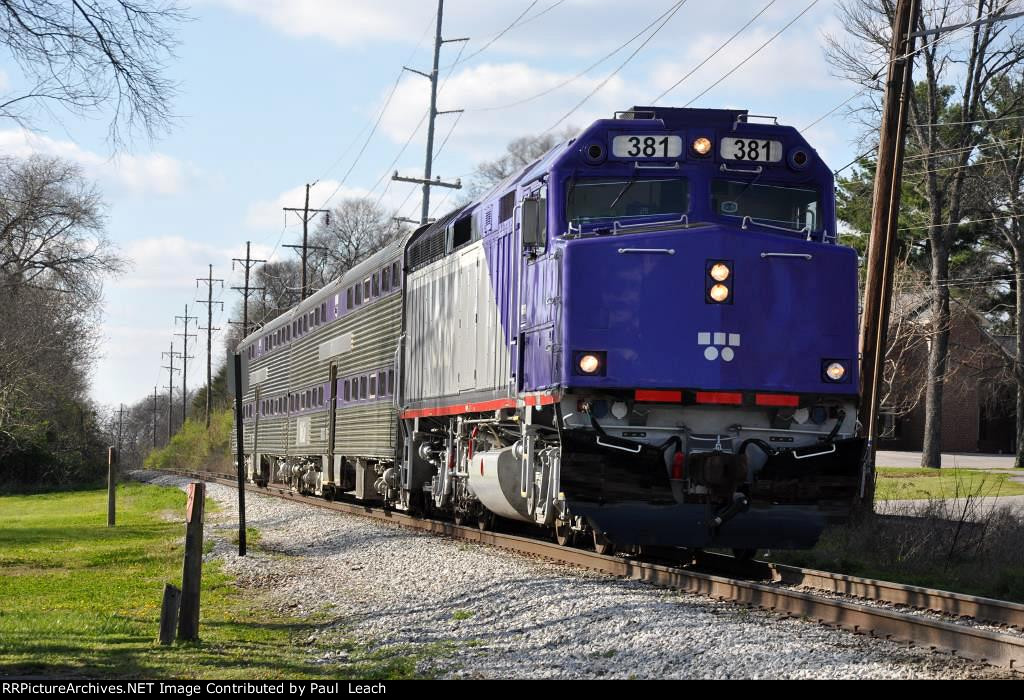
[238,106,864,554]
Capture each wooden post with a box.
[177,482,205,641]
[107,447,117,527]
[158,583,181,645]
[858,0,920,506]
[233,352,247,557]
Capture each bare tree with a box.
[0,155,124,298]
[308,197,406,287]
[467,126,578,198]
[0,154,123,485]
[827,0,1024,467]
[0,0,186,144]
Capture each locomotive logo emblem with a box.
[697,332,740,362]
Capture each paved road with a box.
[877,450,1020,470]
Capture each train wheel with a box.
[592,529,614,556]
[477,511,495,532]
[554,520,574,547]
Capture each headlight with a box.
[692,137,712,156]
[825,362,846,381]
[710,263,730,282]
[709,284,730,303]
[578,354,601,374]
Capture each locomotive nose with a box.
[561,224,859,396]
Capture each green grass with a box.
[451,609,474,621]
[875,467,1024,500]
[0,483,444,679]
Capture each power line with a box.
[803,0,1021,132]
[548,0,689,133]
[438,1,543,71]
[650,0,776,103]
[471,1,682,113]
[686,0,821,107]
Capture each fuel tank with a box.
[466,445,532,523]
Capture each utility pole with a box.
[859,0,920,505]
[162,344,182,442]
[151,386,159,450]
[283,184,330,300]
[197,265,224,429]
[175,305,198,426]
[392,0,466,224]
[231,241,267,338]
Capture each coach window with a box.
[387,369,395,395]
[347,287,354,309]
[392,262,400,288]
[369,375,377,398]
[315,307,320,325]
[452,215,473,250]
[499,191,515,222]
[372,273,379,297]
[354,283,362,305]
[344,380,351,401]
[382,267,390,291]
[360,376,368,399]
[363,278,371,300]
[321,302,327,322]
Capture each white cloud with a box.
[0,128,193,195]
[118,235,237,290]
[382,62,627,152]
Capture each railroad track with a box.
[158,469,1024,672]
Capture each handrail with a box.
[618,248,676,255]
[612,214,689,234]
[760,252,813,260]
[720,163,763,175]
[742,216,812,236]
[634,161,680,170]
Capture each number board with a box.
[721,137,783,163]
[612,134,683,159]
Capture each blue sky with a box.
[0,0,868,408]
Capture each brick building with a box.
[879,298,1016,454]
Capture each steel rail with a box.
[160,469,1024,671]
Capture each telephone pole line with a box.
[392,0,466,224]
[161,343,182,442]
[283,184,330,301]
[859,0,920,505]
[231,241,266,337]
[175,305,198,426]
[197,264,224,429]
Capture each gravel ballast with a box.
[135,471,1011,679]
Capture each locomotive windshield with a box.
[566,177,689,228]
[712,180,819,231]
